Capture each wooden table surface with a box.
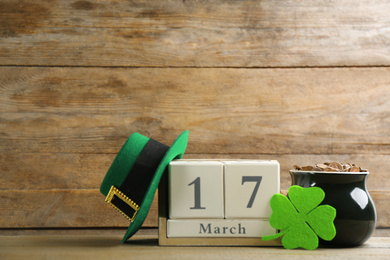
[1,229,389,260]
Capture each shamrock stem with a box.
[262,228,289,241]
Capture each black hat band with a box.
[106,138,169,221]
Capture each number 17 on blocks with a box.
[167,160,280,238]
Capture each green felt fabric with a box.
[99,130,189,243]
[262,185,336,250]
[122,130,189,242]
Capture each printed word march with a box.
[199,223,246,235]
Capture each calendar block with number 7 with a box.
[158,160,281,246]
[224,161,279,219]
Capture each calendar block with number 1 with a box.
[158,160,282,246]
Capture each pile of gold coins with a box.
[293,162,367,172]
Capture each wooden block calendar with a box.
[158,160,282,246]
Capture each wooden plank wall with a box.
[1,0,389,230]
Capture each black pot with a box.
[289,171,377,247]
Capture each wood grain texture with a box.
[0,189,158,228]
[2,152,388,228]
[1,227,389,237]
[1,0,390,233]
[1,66,389,229]
[1,153,389,191]
[1,0,390,67]
[1,235,389,259]
[1,67,389,155]
[0,189,388,228]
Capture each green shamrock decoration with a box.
[262,185,336,250]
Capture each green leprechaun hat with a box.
[100,130,189,243]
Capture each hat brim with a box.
[122,130,189,243]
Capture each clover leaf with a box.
[262,185,336,250]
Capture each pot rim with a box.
[289,170,369,175]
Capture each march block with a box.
[167,219,276,238]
